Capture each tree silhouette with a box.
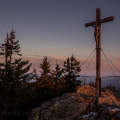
[63,55,81,92]
[52,62,64,91]
[52,62,62,84]
[40,56,51,79]
[0,29,21,64]
[0,30,84,120]
[35,56,57,103]
[0,29,32,113]
[36,56,52,88]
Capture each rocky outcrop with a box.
[81,106,120,120]
[28,85,120,120]
[75,85,96,96]
[103,85,120,99]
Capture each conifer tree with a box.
[53,62,62,84]
[0,29,21,64]
[40,56,51,80]
[63,55,81,92]
[35,57,57,103]
[0,29,32,111]
[64,55,81,77]
[52,62,64,90]
[36,56,54,88]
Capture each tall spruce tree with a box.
[63,55,81,92]
[53,62,62,84]
[36,56,54,88]
[35,56,56,103]
[0,29,21,64]
[0,29,32,112]
[40,56,51,80]
[52,62,64,91]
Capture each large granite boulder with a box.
[28,85,120,120]
[28,93,96,120]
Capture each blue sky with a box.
[0,0,120,76]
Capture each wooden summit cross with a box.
[85,8,114,97]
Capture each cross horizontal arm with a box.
[85,16,114,27]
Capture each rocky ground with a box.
[28,85,120,120]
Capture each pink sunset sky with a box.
[0,0,120,76]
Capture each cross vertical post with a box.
[85,8,114,97]
[96,8,101,97]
